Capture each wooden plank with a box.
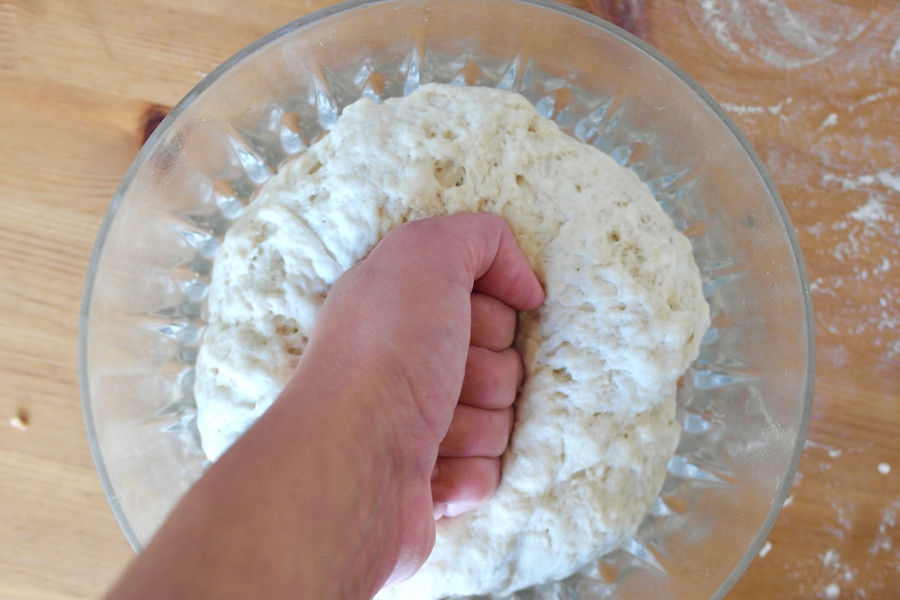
[0,451,132,598]
[1,0,899,598]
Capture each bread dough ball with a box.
[194,83,709,598]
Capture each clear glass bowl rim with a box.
[78,1,816,598]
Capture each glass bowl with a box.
[79,0,814,598]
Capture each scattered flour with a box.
[805,439,843,459]
[812,166,900,364]
[869,498,900,555]
[848,88,900,113]
[720,102,766,116]
[690,0,878,69]
[194,84,709,598]
[759,540,772,558]
[848,196,890,223]
[820,113,839,130]
[876,170,900,194]
[720,97,792,116]
[878,463,891,475]
[822,170,900,197]
[697,0,741,55]
[891,36,900,62]
[688,2,900,596]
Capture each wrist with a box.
[273,356,436,596]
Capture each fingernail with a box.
[433,503,446,520]
[431,464,440,481]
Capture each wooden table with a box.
[1,0,898,598]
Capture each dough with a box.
[194,83,709,598]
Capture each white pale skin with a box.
[194,84,710,598]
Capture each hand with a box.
[291,212,545,586]
[105,213,544,600]
[432,291,524,520]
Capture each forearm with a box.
[107,367,417,600]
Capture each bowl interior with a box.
[80,1,813,598]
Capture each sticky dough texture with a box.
[194,83,710,598]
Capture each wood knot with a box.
[583,0,651,42]
[10,407,29,431]
[141,104,172,144]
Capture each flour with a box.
[848,197,889,224]
[891,36,900,62]
[820,113,838,130]
[720,97,791,117]
[193,84,709,597]
[691,0,900,370]
[685,1,900,595]
[823,170,900,197]
[871,498,900,555]
[848,89,900,114]
[691,0,871,69]
[690,0,900,73]
[808,166,900,367]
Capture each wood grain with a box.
[1,0,898,598]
